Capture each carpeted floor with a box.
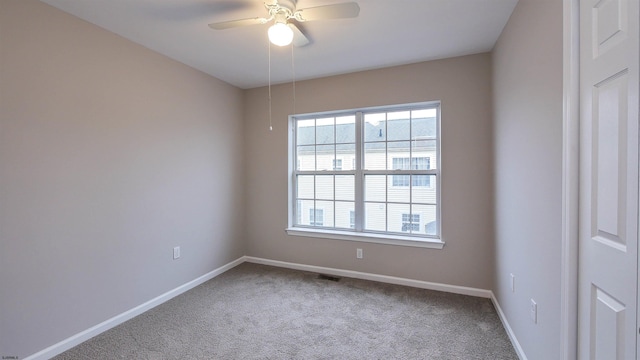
[53,262,518,359]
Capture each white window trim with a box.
[287,101,443,249]
[285,227,444,249]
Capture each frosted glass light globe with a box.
[268,22,294,46]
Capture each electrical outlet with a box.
[530,299,537,324]
[510,273,515,293]
[173,246,180,260]
[356,248,363,259]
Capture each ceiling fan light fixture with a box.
[268,22,294,46]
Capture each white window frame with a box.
[286,102,443,249]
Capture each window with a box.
[288,102,441,248]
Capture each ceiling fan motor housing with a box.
[276,0,297,12]
[266,0,296,22]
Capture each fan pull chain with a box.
[291,42,296,116]
[268,40,273,131]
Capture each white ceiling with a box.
[40,0,519,89]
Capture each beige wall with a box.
[0,0,245,357]
[244,53,495,289]
[492,0,563,358]
[1,0,566,358]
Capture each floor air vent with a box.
[317,274,341,282]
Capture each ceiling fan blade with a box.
[208,17,267,30]
[294,2,360,22]
[289,23,310,47]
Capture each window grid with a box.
[292,103,440,240]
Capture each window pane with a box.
[364,113,386,142]
[413,204,437,235]
[387,203,411,233]
[388,175,410,203]
[316,117,334,144]
[296,145,315,171]
[364,175,386,202]
[412,175,436,203]
[316,200,334,227]
[412,139,436,169]
[387,111,410,141]
[411,157,429,170]
[365,202,386,231]
[412,108,437,120]
[316,144,334,171]
[316,175,334,200]
[309,207,324,226]
[387,142,410,169]
[412,174,430,187]
[297,199,314,226]
[297,175,314,199]
[411,110,437,139]
[364,143,386,170]
[336,116,355,143]
[388,111,411,121]
[297,119,315,145]
[335,175,354,201]
[336,143,355,170]
[335,201,354,229]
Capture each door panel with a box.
[592,69,628,250]
[578,0,639,359]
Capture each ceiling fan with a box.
[208,0,360,47]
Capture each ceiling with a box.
[40,0,519,89]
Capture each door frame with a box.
[561,0,580,359]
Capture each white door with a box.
[578,0,639,359]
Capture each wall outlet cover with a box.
[510,273,515,293]
[530,299,537,324]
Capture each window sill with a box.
[285,227,445,249]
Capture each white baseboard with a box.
[25,256,245,360]
[244,256,492,298]
[490,292,528,360]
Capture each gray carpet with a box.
[53,263,518,359]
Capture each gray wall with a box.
[244,54,495,290]
[492,0,563,358]
[0,0,245,357]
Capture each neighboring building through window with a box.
[289,102,441,246]
[392,157,431,187]
[401,213,420,232]
[309,208,324,226]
